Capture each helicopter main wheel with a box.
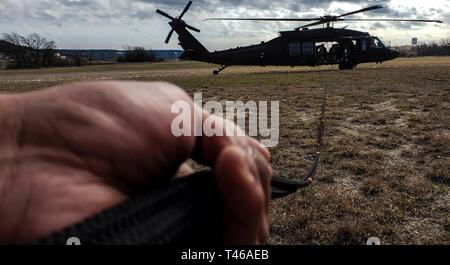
[213,70,219,75]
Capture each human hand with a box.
[0,81,271,244]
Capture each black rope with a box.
[35,171,224,245]
[270,75,327,194]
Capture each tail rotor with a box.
[156,1,200,44]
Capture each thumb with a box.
[214,146,266,244]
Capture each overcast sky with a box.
[0,0,449,50]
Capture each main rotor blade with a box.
[337,5,384,18]
[165,29,175,44]
[156,9,175,20]
[343,18,443,23]
[186,24,201,32]
[296,21,324,30]
[179,1,193,19]
[204,18,319,22]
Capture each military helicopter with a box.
[156,1,442,74]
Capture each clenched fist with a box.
[0,81,272,244]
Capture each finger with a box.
[247,137,271,162]
[253,152,272,212]
[192,112,247,166]
[195,110,272,243]
[214,146,265,245]
[249,150,271,243]
[193,111,271,167]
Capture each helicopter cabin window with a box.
[361,39,368,51]
[303,42,315,56]
[289,43,301,56]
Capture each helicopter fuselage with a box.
[158,1,441,74]
[194,28,400,70]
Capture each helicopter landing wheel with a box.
[213,65,229,75]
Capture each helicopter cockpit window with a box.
[303,42,315,56]
[289,43,301,56]
[369,38,385,49]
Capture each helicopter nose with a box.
[384,48,400,61]
[389,48,400,60]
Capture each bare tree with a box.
[440,38,450,55]
[1,33,26,66]
[415,38,450,57]
[117,45,155,63]
[0,32,56,68]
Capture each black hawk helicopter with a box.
[156,1,442,74]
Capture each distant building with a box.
[54,52,90,66]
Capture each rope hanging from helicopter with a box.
[273,64,328,198]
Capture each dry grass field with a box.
[1,57,449,245]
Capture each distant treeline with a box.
[56,49,183,61]
[417,39,450,56]
[0,32,161,69]
[117,46,160,63]
[399,38,450,57]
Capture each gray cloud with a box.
[0,0,447,49]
